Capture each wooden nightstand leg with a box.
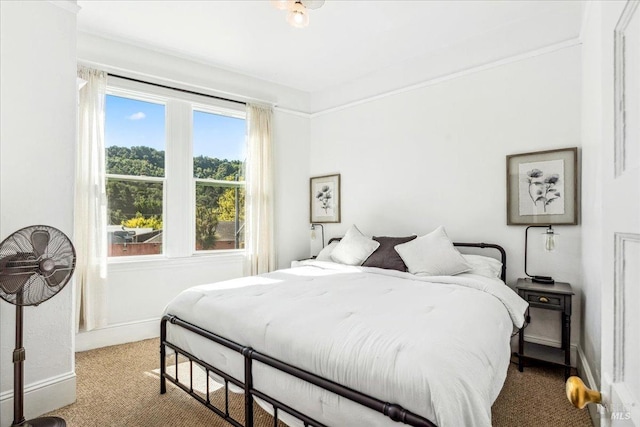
[561,312,567,354]
[563,313,571,380]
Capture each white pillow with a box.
[395,226,471,276]
[316,240,339,262]
[331,225,380,266]
[462,254,503,279]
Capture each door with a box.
[601,0,640,425]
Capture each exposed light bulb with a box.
[286,2,309,28]
[543,227,557,252]
[544,234,555,251]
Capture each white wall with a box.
[0,1,78,425]
[309,45,583,353]
[75,34,312,351]
[273,110,312,269]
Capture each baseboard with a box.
[0,371,76,427]
[577,345,601,427]
[518,333,578,367]
[75,317,160,352]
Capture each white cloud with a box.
[127,112,146,120]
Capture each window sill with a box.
[107,254,166,264]
[107,251,245,272]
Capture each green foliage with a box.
[122,212,163,230]
[216,187,245,222]
[107,146,165,177]
[195,205,218,250]
[193,155,243,180]
[106,145,245,249]
[106,178,162,225]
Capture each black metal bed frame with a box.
[453,242,507,282]
[160,242,507,427]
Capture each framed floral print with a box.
[310,174,340,223]
[506,147,578,225]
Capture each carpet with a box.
[149,361,223,395]
[45,338,593,426]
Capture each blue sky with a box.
[105,95,246,161]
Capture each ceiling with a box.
[77,1,584,96]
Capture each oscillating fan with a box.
[0,225,76,427]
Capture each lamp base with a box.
[531,275,555,285]
[16,417,66,427]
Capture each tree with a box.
[106,179,162,224]
[195,205,218,250]
[106,145,245,251]
[106,146,164,177]
[216,187,245,222]
[122,212,163,230]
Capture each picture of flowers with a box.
[310,174,340,223]
[518,159,565,216]
[507,147,578,225]
[315,184,333,213]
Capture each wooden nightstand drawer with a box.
[523,291,564,309]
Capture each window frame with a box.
[192,103,246,254]
[105,77,247,263]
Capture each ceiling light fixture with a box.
[270,0,293,10]
[271,0,324,28]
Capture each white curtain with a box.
[75,66,108,332]
[244,104,275,275]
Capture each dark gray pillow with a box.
[362,235,417,271]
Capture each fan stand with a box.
[11,294,66,427]
[16,418,66,427]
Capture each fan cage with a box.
[0,225,76,306]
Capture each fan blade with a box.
[0,272,31,294]
[31,230,50,258]
[43,266,71,288]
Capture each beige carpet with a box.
[46,338,593,426]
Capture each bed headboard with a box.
[326,238,507,282]
[453,242,507,282]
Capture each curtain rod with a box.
[108,73,247,106]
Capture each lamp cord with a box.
[524,224,555,280]
[511,316,529,338]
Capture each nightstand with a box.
[514,278,574,379]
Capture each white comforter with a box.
[163,261,528,427]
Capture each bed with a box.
[160,230,528,427]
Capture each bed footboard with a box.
[160,314,437,427]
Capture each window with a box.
[193,110,246,251]
[105,78,246,258]
[105,95,165,257]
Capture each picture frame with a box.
[506,147,578,225]
[310,174,341,223]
